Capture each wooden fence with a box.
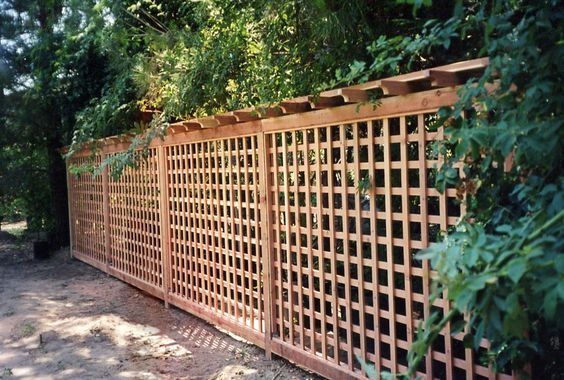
[66,59,515,380]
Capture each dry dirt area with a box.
[0,228,321,380]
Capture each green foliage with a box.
[402,1,563,377]
[1,0,113,240]
[0,135,52,232]
[62,0,459,178]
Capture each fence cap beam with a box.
[118,133,136,143]
[308,95,344,109]
[189,117,219,128]
[256,105,284,118]
[279,100,312,114]
[168,121,202,134]
[233,110,261,122]
[318,88,370,103]
[63,57,490,153]
[214,114,238,125]
[381,79,431,96]
[104,136,122,145]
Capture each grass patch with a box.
[21,323,36,337]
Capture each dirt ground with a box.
[0,226,321,380]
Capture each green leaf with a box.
[503,304,528,337]
[480,249,494,263]
[493,296,506,311]
[558,282,564,300]
[466,247,479,267]
[555,255,564,274]
[495,224,512,234]
[544,288,558,320]
[463,333,473,349]
[455,289,474,312]
[466,274,490,291]
[450,319,466,335]
[506,258,527,284]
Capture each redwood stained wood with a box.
[158,145,172,307]
[258,132,274,357]
[67,85,515,380]
[102,152,111,272]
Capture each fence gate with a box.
[66,58,516,380]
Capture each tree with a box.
[0,0,112,244]
[3,0,462,241]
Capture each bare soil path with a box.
[0,230,320,380]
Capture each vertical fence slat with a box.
[302,130,316,356]
[271,133,284,344]
[416,113,434,379]
[220,141,232,316]
[437,124,454,380]
[158,145,172,307]
[235,140,246,325]
[383,118,398,373]
[313,127,328,361]
[258,132,274,357]
[338,125,354,371]
[251,136,262,334]
[102,152,111,272]
[281,134,294,344]
[326,126,340,364]
[290,131,305,351]
[352,122,367,376]
[213,141,225,315]
[210,141,220,313]
[367,119,382,374]
[399,116,414,355]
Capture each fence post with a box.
[66,160,74,259]
[257,132,275,358]
[157,145,172,308]
[101,151,112,274]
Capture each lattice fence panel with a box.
[165,136,264,333]
[267,115,512,380]
[68,154,106,264]
[108,149,163,288]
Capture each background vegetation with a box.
[0,0,562,378]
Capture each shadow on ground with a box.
[0,238,320,380]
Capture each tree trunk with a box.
[47,139,69,248]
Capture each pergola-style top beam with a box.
[95,57,489,141]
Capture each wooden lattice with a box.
[68,154,106,266]
[66,84,515,380]
[164,137,264,340]
[266,115,512,379]
[108,149,163,290]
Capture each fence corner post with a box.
[101,151,112,275]
[66,159,74,259]
[157,145,172,309]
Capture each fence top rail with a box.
[169,57,488,130]
[64,57,489,156]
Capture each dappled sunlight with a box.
[0,249,314,379]
[116,370,161,379]
[214,364,259,378]
[170,320,237,353]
